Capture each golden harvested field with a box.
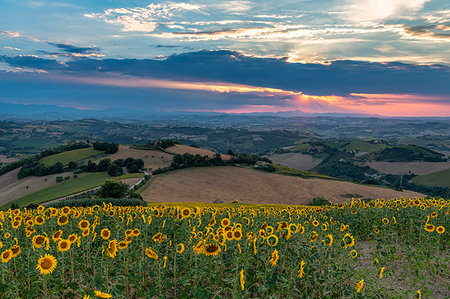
[95,146,173,171]
[266,153,322,171]
[365,161,450,175]
[0,168,80,206]
[141,166,424,205]
[166,145,231,160]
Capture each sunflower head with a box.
[101,228,111,240]
[424,224,435,232]
[33,235,47,248]
[233,230,243,240]
[36,254,57,275]
[203,242,221,256]
[57,215,69,226]
[436,226,445,234]
[1,249,13,263]
[176,243,185,254]
[145,247,158,259]
[350,250,358,258]
[267,234,279,247]
[79,220,89,230]
[221,218,231,227]
[57,239,71,252]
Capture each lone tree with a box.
[97,180,129,198]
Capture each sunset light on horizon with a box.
[0,0,449,117]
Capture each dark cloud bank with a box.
[1,50,449,97]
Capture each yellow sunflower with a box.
[36,254,57,275]
[106,240,118,258]
[267,234,279,247]
[436,226,445,234]
[32,235,47,248]
[100,228,111,240]
[52,230,63,242]
[10,244,20,258]
[342,233,355,248]
[57,215,69,226]
[181,208,191,218]
[57,239,71,252]
[379,266,385,278]
[176,243,185,254]
[312,219,319,227]
[203,243,221,256]
[94,290,112,298]
[145,247,158,259]
[240,269,245,291]
[298,260,305,278]
[233,230,243,241]
[118,241,128,250]
[355,279,364,293]
[350,250,358,258]
[221,218,231,227]
[68,234,78,244]
[78,220,90,230]
[424,224,435,232]
[1,249,13,263]
[269,249,279,267]
[132,228,140,237]
[34,215,45,225]
[310,232,319,243]
[322,234,333,247]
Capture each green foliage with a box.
[311,197,331,206]
[93,141,119,154]
[273,164,335,180]
[96,180,129,198]
[46,197,147,208]
[5,172,144,208]
[412,168,450,188]
[107,164,123,177]
[40,148,102,166]
[374,145,446,162]
[342,141,387,153]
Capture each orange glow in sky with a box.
[63,75,450,117]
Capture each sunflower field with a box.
[0,197,448,298]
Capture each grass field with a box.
[411,167,450,187]
[342,141,387,153]
[6,172,144,208]
[287,143,310,152]
[40,148,103,166]
[273,164,335,180]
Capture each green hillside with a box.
[6,172,143,208]
[273,164,336,180]
[40,148,103,166]
[342,141,387,153]
[411,168,450,188]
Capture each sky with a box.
[0,0,449,117]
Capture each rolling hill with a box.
[140,166,423,205]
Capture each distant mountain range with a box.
[0,102,448,122]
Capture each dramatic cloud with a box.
[85,3,204,32]
[402,24,450,40]
[0,51,448,116]
[340,0,431,22]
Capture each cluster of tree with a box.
[374,145,446,162]
[93,141,119,154]
[45,197,146,209]
[17,160,65,179]
[85,157,144,176]
[96,180,142,200]
[0,142,89,176]
[171,153,224,169]
[155,139,179,149]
